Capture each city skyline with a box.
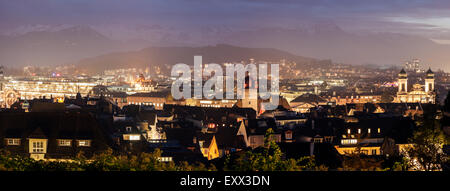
[0,0,448,176]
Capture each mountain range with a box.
[0,26,147,67]
[1,24,450,72]
[77,44,318,75]
[221,25,450,71]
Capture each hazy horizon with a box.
[1,0,450,71]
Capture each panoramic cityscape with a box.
[0,0,449,177]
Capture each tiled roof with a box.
[291,93,327,103]
[0,111,111,158]
[128,91,170,98]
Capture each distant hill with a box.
[77,44,319,74]
[0,26,147,67]
[221,25,450,71]
[4,23,449,72]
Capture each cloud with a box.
[1,0,450,40]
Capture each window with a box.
[358,129,361,134]
[285,131,292,140]
[129,135,140,140]
[158,157,173,162]
[341,139,357,145]
[347,129,351,134]
[77,140,91,147]
[32,141,44,153]
[368,128,371,134]
[58,139,71,146]
[378,128,381,133]
[6,138,20,146]
[372,149,377,155]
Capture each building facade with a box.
[395,68,435,104]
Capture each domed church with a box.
[395,68,435,104]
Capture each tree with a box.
[405,118,448,171]
[0,148,219,171]
[390,157,410,171]
[224,128,323,171]
[444,90,450,112]
[341,155,385,171]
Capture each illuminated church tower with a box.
[424,68,434,93]
[397,69,408,93]
[241,74,259,113]
[395,68,435,104]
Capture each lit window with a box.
[158,157,173,162]
[77,140,91,147]
[58,139,71,146]
[368,128,371,134]
[347,129,351,134]
[285,131,293,140]
[358,129,361,134]
[129,135,140,140]
[341,139,357,145]
[32,141,45,153]
[378,128,381,133]
[6,138,21,146]
[372,149,377,155]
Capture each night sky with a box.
[1,0,450,42]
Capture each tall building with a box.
[241,75,259,113]
[404,59,421,73]
[398,69,408,93]
[235,74,260,114]
[395,68,435,104]
[424,68,435,93]
[0,66,4,91]
[0,65,4,80]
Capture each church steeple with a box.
[398,69,408,93]
[425,67,434,93]
[426,67,434,79]
[398,68,407,78]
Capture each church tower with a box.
[0,65,4,80]
[425,68,435,93]
[241,73,259,113]
[398,69,408,93]
[0,65,4,91]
